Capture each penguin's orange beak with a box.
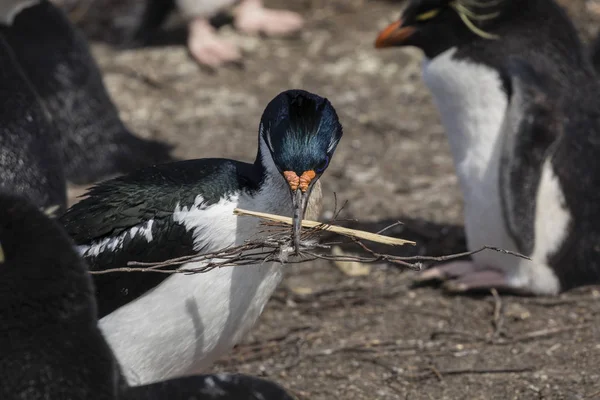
[375,20,416,48]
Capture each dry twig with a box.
[89,207,529,276]
[233,208,415,246]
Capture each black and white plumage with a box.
[0,20,66,213]
[1,0,174,185]
[0,191,300,400]
[60,89,343,384]
[375,0,600,295]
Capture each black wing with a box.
[60,159,260,317]
[500,58,600,290]
[498,58,563,256]
[545,74,600,290]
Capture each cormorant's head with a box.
[0,192,94,323]
[258,89,343,253]
[374,0,513,58]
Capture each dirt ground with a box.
[68,0,600,398]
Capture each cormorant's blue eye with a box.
[316,156,330,173]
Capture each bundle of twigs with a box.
[90,206,528,276]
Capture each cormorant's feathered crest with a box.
[260,90,343,175]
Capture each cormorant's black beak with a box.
[291,189,309,253]
[374,20,416,48]
[284,170,316,254]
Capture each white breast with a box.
[100,140,323,385]
[422,49,519,270]
[422,49,562,294]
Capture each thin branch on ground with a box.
[586,388,600,399]
[431,324,591,345]
[408,365,536,381]
[508,324,591,344]
[490,288,505,340]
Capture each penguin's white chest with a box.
[422,49,518,267]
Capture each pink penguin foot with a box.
[415,261,520,294]
[234,0,304,36]
[187,18,242,68]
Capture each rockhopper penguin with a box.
[0,191,299,400]
[375,0,600,295]
[60,89,343,384]
[1,0,174,185]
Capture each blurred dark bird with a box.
[0,191,298,400]
[129,0,303,68]
[1,0,174,185]
[375,0,600,295]
[0,18,66,213]
[60,89,343,384]
[0,191,122,399]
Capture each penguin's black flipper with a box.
[1,1,175,185]
[123,373,296,400]
[127,0,176,48]
[498,57,563,255]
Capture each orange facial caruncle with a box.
[298,170,316,192]
[283,171,300,191]
[283,170,316,192]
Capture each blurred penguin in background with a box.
[375,0,600,295]
[0,8,67,214]
[2,0,174,186]
[130,0,304,68]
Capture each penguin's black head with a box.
[258,89,343,252]
[0,192,95,324]
[374,0,520,58]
